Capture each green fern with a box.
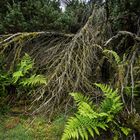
[12,70,24,83]
[62,115,108,140]
[70,92,93,107]
[18,53,33,74]
[0,53,47,96]
[20,74,47,87]
[12,53,33,83]
[103,49,121,64]
[62,84,125,140]
[95,83,123,115]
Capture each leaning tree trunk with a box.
[0,2,140,136]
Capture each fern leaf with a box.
[62,85,124,140]
[20,74,47,87]
[18,53,34,75]
[70,92,93,107]
[87,127,94,138]
[120,127,131,136]
[103,49,121,64]
[98,123,108,130]
[95,83,123,114]
[77,102,97,118]
[62,93,108,140]
[62,115,103,140]
[12,70,23,83]
[93,127,100,135]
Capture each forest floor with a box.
[0,104,66,140]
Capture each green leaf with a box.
[20,74,47,87]
[87,127,94,138]
[120,127,131,136]
[103,49,121,64]
[12,71,23,83]
[94,127,100,135]
[62,84,124,140]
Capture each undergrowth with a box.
[62,83,131,140]
[0,114,66,140]
[0,53,46,97]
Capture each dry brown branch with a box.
[33,6,107,113]
[104,31,140,46]
[0,6,110,115]
[1,6,140,136]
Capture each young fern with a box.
[12,53,47,89]
[103,49,127,88]
[62,84,124,140]
[0,53,46,96]
[12,53,33,83]
[62,114,108,140]
[20,74,47,87]
[95,83,123,114]
[70,92,93,107]
[18,53,34,74]
[103,49,121,64]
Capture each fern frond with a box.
[95,83,123,114]
[77,101,108,119]
[62,85,124,140]
[95,83,118,99]
[62,93,108,140]
[62,114,108,140]
[12,70,24,83]
[18,53,34,75]
[20,74,47,87]
[70,92,93,106]
[103,49,121,64]
[77,101,98,118]
[12,53,34,83]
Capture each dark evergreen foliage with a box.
[0,0,92,34]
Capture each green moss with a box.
[0,114,66,140]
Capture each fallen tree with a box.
[0,6,108,113]
[0,5,140,136]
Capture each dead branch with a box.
[104,31,140,46]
